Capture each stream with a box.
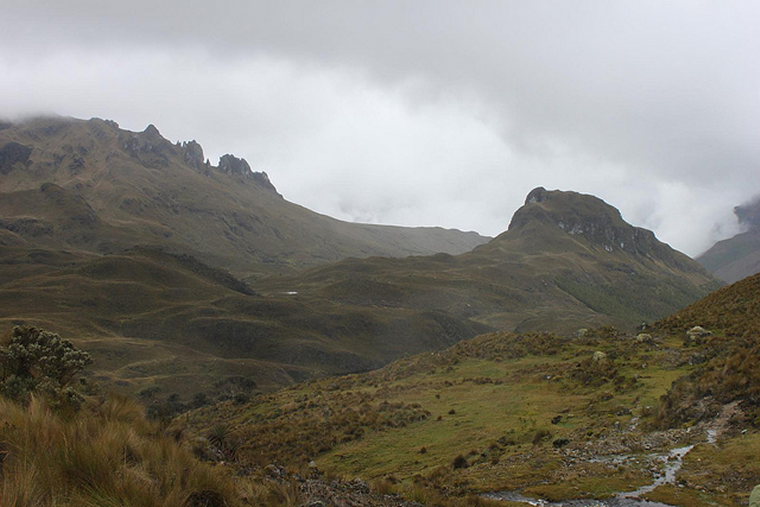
[483,430,718,507]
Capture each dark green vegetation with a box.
[699,197,760,283]
[0,326,92,410]
[182,274,760,506]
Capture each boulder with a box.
[685,326,712,346]
[750,484,760,507]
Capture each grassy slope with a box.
[182,329,720,503]
[0,246,488,400]
[183,272,760,506]
[698,229,760,283]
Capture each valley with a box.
[180,273,760,506]
[0,115,757,506]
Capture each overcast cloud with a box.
[2,0,758,255]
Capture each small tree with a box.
[0,326,92,408]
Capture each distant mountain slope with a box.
[0,246,488,398]
[698,197,760,283]
[261,187,720,332]
[0,116,488,278]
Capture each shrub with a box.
[452,455,469,469]
[0,326,92,409]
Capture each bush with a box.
[452,455,469,469]
[0,326,92,409]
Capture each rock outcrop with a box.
[218,154,279,194]
[508,187,704,273]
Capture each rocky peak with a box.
[507,187,691,266]
[121,124,173,168]
[217,154,280,195]
[250,171,278,194]
[218,154,251,176]
[143,124,162,138]
[181,140,205,169]
[525,186,549,204]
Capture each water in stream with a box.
[483,432,717,507]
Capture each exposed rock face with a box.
[0,142,32,174]
[217,154,279,194]
[121,126,174,168]
[508,187,702,272]
[250,171,279,194]
[218,154,251,176]
[181,140,205,170]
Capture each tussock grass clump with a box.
[0,395,239,506]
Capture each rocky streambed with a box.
[483,429,718,507]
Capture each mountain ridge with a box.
[0,116,489,278]
[698,196,760,283]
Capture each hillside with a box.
[182,275,760,506]
[0,246,487,403]
[0,183,719,405]
[261,187,720,333]
[0,116,488,279]
[698,197,760,283]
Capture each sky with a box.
[1,1,759,256]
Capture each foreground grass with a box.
[0,396,248,506]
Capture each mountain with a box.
[0,116,488,279]
[0,245,488,401]
[0,116,719,407]
[181,273,760,506]
[261,187,720,333]
[0,185,717,405]
[698,197,760,283]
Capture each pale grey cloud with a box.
[1,0,758,255]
